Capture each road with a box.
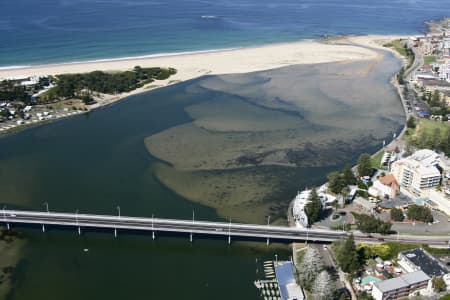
[1,209,450,247]
[1,209,346,242]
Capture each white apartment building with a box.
[434,60,450,81]
[391,150,441,197]
[371,271,431,300]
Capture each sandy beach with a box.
[0,38,392,111]
[0,39,383,80]
[0,35,406,128]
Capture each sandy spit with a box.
[0,36,405,111]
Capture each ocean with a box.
[0,0,449,67]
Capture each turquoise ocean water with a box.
[0,0,450,67]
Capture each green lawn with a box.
[382,242,421,257]
[424,55,437,64]
[371,151,385,169]
[384,40,407,56]
[383,39,414,67]
[403,119,450,142]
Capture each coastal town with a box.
[264,19,450,300]
[1,3,450,300]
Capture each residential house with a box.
[368,174,399,199]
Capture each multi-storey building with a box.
[391,150,441,197]
[371,271,431,300]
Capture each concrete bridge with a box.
[1,209,449,246]
[0,209,346,243]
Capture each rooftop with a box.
[379,195,413,209]
[422,79,450,87]
[379,174,398,187]
[374,271,430,293]
[410,149,440,167]
[400,248,449,277]
[395,150,441,178]
[275,261,305,300]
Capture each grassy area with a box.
[423,245,450,255]
[383,39,414,68]
[424,55,437,64]
[371,151,385,169]
[384,40,407,56]
[375,242,450,259]
[403,119,450,142]
[382,242,421,258]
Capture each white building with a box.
[371,271,431,300]
[292,188,336,228]
[391,150,442,198]
[433,59,450,81]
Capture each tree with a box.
[390,208,405,222]
[0,109,10,118]
[328,171,346,194]
[407,205,433,223]
[431,128,442,149]
[359,291,375,300]
[357,179,368,190]
[397,67,405,85]
[343,164,356,185]
[432,277,447,292]
[402,86,408,97]
[341,186,350,204]
[357,153,372,177]
[431,90,441,107]
[407,116,416,129]
[312,270,335,300]
[353,213,392,234]
[357,244,392,260]
[298,247,323,288]
[441,130,450,156]
[335,234,361,274]
[81,93,94,105]
[305,187,323,226]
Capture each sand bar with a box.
[0,36,406,124]
[0,39,383,82]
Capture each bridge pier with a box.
[114,228,117,238]
[6,223,9,230]
[152,231,155,240]
[190,233,193,243]
[266,237,269,246]
[78,226,81,235]
[42,224,45,232]
[228,235,231,245]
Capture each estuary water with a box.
[0,81,290,300]
[0,0,429,298]
[0,49,404,299]
[1,0,450,67]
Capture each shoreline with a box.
[0,35,404,136]
[286,35,411,227]
[0,47,240,71]
[0,37,381,79]
[344,35,411,162]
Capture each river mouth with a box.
[0,48,403,300]
[146,53,404,224]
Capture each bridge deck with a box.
[1,209,448,246]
